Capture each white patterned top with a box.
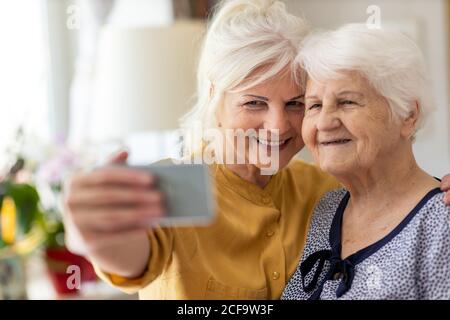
[282,188,450,300]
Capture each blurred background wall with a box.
[0,0,448,299]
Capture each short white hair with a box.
[180,0,309,153]
[296,23,434,133]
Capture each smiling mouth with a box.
[256,137,293,149]
[320,139,352,146]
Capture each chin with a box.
[318,159,351,176]
[250,154,293,174]
[278,150,300,170]
[275,158,290,171]
[246,146,298,173]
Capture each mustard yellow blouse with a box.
[95,159,339,299]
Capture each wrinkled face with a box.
[217,70,305,171]
[302,71,406,176]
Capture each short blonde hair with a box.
[180,0,309,153]
[296,23,434,134]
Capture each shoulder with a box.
[412,191,450,295]
[309,189,347,231]
[421,190,449,214]
[286,159,330,178]
[416,191,450,236]
[315,188,348,210]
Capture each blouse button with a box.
[261,196,271,205]
[272,272,280,280]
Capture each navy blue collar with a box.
[304,187,442,300]
[331,187,442,264]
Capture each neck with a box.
[226,164,272,188]
[336,143,439,211]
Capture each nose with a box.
[316,108,341,131]
[263,106,291,136]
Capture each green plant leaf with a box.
[5,182,41,237]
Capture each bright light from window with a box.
[0,0,49,168]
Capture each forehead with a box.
[234,71,301,98]
[305,71,369,96]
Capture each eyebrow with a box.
[305,91,364,100]
[243,94,269,101]
[288,95,303,101]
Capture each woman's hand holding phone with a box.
[62,151,166,279]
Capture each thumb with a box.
[108,150,129,165]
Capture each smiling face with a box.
[217,69,305,171]
[302,71,411,176]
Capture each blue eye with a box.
[243,100,267,109]
[286,101,304,107]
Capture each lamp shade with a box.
[89,21,204,142]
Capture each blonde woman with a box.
[63,0,450,300]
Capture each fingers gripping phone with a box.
[131,163,216,226]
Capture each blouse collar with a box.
[211,164,283,205]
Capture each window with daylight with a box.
[0,0,50,168]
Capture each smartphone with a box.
[130,163,216,226]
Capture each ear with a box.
[401,101,420,139]
[209,84,215,99]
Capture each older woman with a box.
[63,0,341,300]
[282,24,450,300]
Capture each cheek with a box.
[358,104,397,139]
[223,110,263,130]
[349,117,398,160]
[288,112,304,135]
[363,124,400,154]
[301,118,316,149]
